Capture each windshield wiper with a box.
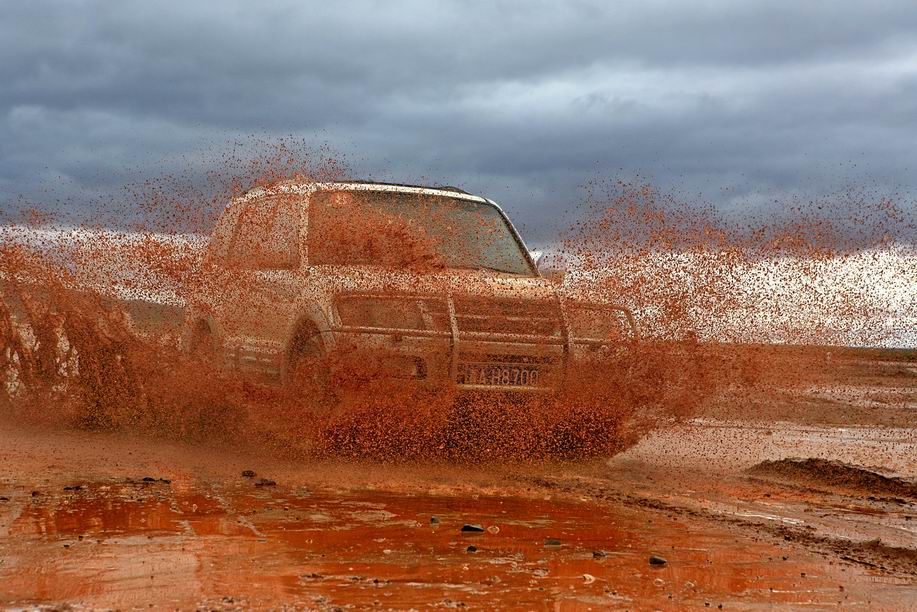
[451,264,520,275]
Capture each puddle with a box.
[1,481,912,609]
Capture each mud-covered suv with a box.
[184,181,636,393]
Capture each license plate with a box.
[458,363,540,387]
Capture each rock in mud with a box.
[0,496,9,502]
[466,545,478,553]
[460,524,485,533]
[241,470,256,478]
[63,485,82,491]
[593,550,607,558]
[649,555,668,566]
[545,538,562,546]
[430,516,440,525]
[254,478,277,487]
[136,476,171,484]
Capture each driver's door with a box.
[218,194,304,377]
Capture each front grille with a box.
[452,297,562,337]
[418,298,450,332]
[335,295,451,332]
[333,294,567,343]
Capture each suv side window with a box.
[207,204,240,263]
[227,196,301,270]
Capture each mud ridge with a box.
[746,458,917,501]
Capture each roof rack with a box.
[337,179,469,194]
[236,179,475,204]
[433,185,469,194]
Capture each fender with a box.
[181,308,225,354]
[280,302,335,377]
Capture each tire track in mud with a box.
[518,474,917,578]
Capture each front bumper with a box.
[328,297,637,393]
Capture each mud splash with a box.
[0,144,914,462]
[559,180,915,347]
[0,263,647,461]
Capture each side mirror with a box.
[531,250,566,284]
[529,250,544,269]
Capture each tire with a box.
[285,327,334,410]
[188,320,217,362]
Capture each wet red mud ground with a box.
[1,360,916,612]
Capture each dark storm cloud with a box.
[2,0,917,240]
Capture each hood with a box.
[310,265,560,302]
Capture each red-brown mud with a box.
[1,378,915,609]
[0,317,914,609]
[747,458,917,501]
[0,485,898,609]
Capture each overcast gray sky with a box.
[2,0,917,242]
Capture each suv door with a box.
[218,194,304,376]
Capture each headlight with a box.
[336,295,445,330]
[567,304,635,341]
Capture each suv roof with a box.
[339,179,470,194]
[233,179,485,206]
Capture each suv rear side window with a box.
[228,196,301,269]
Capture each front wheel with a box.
[285,330,334,412]
[186,319,218,363]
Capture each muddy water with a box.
[1,479,910,610]
[1,416,915,610]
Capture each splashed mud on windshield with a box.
[0,143,915,608]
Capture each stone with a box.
[460,524,485,533]
[649,555,667,566]
[242,470,256,478]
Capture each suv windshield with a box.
[307,190,534,275]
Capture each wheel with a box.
[186,319,220,368]
[285,328,334,410]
